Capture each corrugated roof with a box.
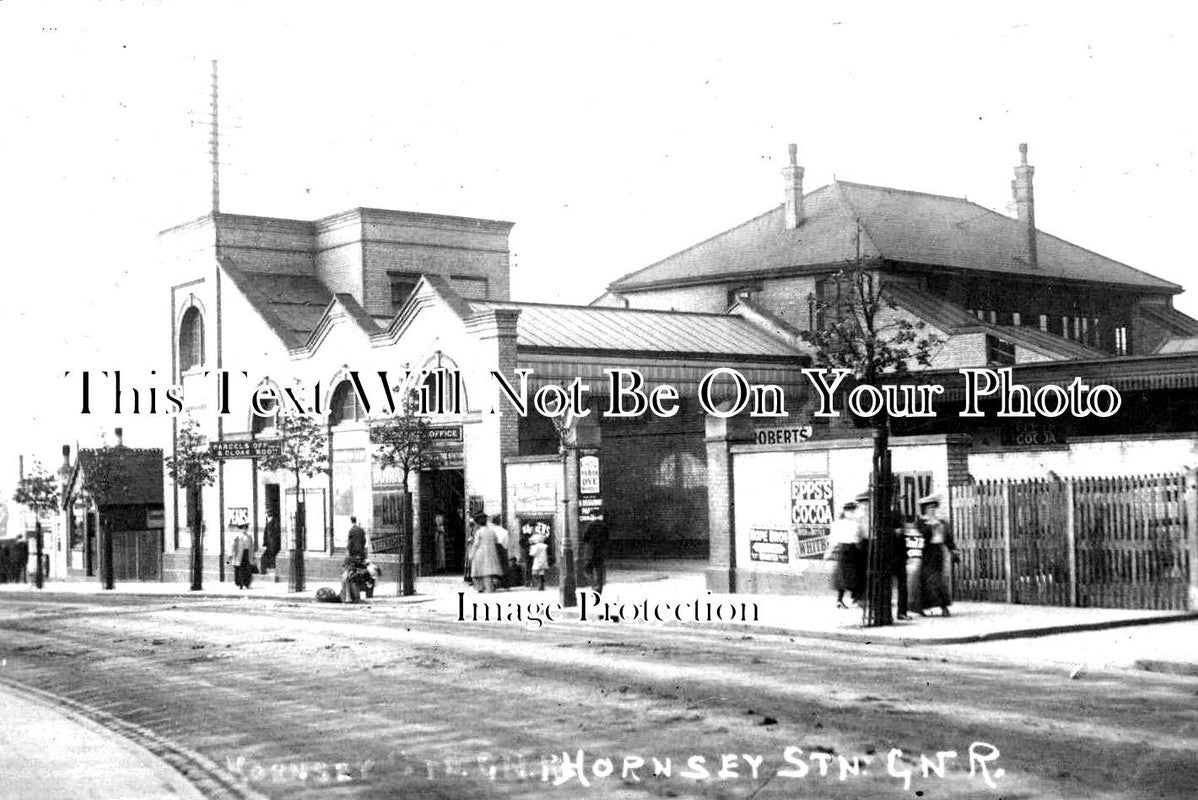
[221,265,334,347]
[466,300,802,358]
[611,181,1180,293]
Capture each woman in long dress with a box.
[916,494,958,616]
[825,502,863,608]
[469,513,504,593]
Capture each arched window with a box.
[329,381,365,426]
[179,307,204,372]
[251,390,277,434]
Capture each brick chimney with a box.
[1011,143,1038,269]
[782,143,805,229]
[114,427,124,447]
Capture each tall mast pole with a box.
[210,59,220,215]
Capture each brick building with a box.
[161,206,808,581]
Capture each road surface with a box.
[0,592,1194,799]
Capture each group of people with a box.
[466,514,538,592]
[465,515,609,594]
[826,491,958,618]
[226,510,282,590]
[0,538,30,584]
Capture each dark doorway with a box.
[264,484,281,523]
[418,469,465,574]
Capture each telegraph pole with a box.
[210,59,220,214]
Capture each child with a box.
[529,533,549,591]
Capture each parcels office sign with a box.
[210,440,282,460]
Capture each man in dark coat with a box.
[347,517,367,565]
[582,518,610,594]
[261,511,281,572]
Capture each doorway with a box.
[418,469,465,574]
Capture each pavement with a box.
[0,682,206,800]
[4,565,1195,655]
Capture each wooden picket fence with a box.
[950,473,1196,610]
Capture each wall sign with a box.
[749,527,789,563]
[210,440,282,460]
[579,455,600,495]
[791,477,834,542]
[755,425,814,446]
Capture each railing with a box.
[950,473,1195,610]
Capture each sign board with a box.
[1001,420,1064,447]
[428,425,463,441]
[517,516,556,569]
[755,426,813,446]
[146,509,165,529]
[794,535,828,559]
[209,440,281,460]
[512,476,556,515]
[579,496,603,522]
[579,455,600,495]
[226,506,249,527]
[791,477,834,537]
[748,527,789,563]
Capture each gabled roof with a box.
[67,447,164,507]
[465,300,803,359]
[610,181,1180,293]
[221,263,334,348]
[1139,304,1198,338]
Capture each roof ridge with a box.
[469,299,759,320]
[834,179,972,204]
[833,181,884,259]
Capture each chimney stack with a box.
[1011,143,1038,269]
[783,143,805,229]
[62,445,70,467]
[114,427,124,447]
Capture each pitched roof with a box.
[221,264,334,348]
[1155,336,1198,354]
[465,300,802,359]
[1139,304,1198,338]
[71,447,164,507]
[610,181,1180,293]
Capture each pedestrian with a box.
[342,516,369,603]
[825,502,862,608]
[916,493,958,617]
[469,512,503,593]
[347,516,367,565]
[0,540,10,584]
[229,526,257,589]
[582,517,609,594]
[432,512,448,573]
[490,514,511,590]
[528,533,549,591]
[261,510,281,573]
[903,520,925,616]
[463,515,477,584]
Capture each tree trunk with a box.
[291,499,306,593]
[862,421,894,627]
[34,519,44,589]
[190,521,204,591]
[400,489,415,596]
[102,515,115,590]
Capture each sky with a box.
[1,1,1195,511]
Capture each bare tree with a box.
[801,231,940,626]
[165,417,218,591]
[82,439,131,591]
[258,407,329,593]
[13,462,60,589]
[373,388,443,596]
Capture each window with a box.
[178,307,204,372]
[1115,326,1129,356]
[986,334,1016,366]
[1011,312,1022,327]
[389,272,420,312]
[1038,314,1048,332]
[329,381,365,426]
[726,285,758,308]
[250,392,277,434]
